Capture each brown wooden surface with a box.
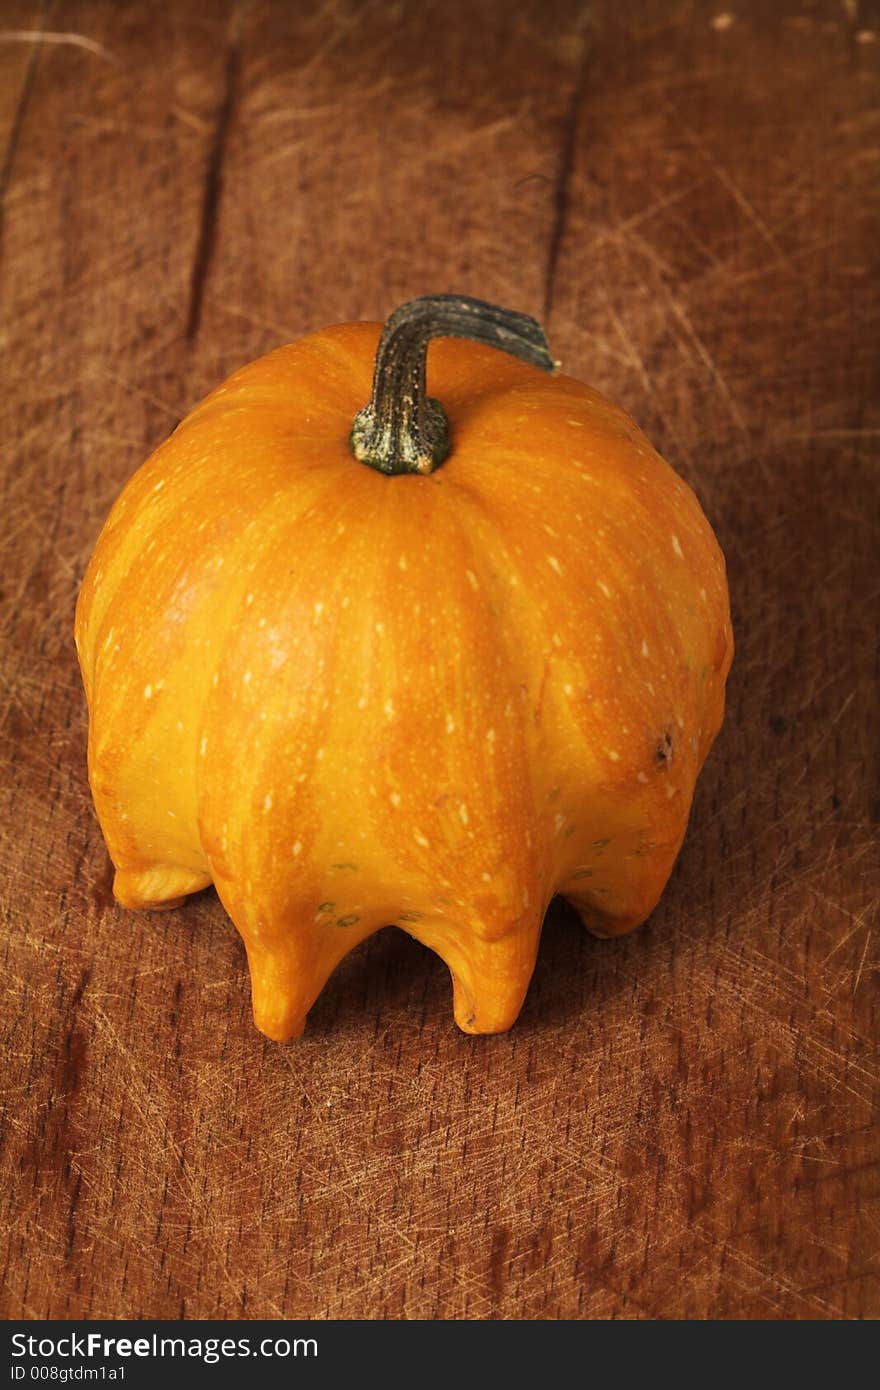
[1,0,878,1321]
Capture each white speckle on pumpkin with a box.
[700,587,708,603]
[522,888,530,906]
[143,684,153,699]
[486,728,495,744]
[263,793,273,812]
[672,534,684,558]
[375,622,385,636]
[445,713,455,733]
[152,479,165,492]
[167,810,176,819]
[199,736,207,757]
[357,695,368,709]
[564,683,573,696]
[314,602,324,617]
[466,569,479,590]
[608,750,620,761]
[641,639,650,657]
[637,771,649,783]
[554,813,565,832]
[547,555,563,575]
[292,841,302,856]
[212,672,219,687]
[390,791,401,807]
[243,670,252,686]
[413,830,429,847]
[398,554,408,570]
[258,617,267,628]
[567,418,583,427]
[482,872,492,882]
[459,803,469,826]
[646,681,656,695]
[297,772,307,782]
[245,592,254,605]
[176,720,183,732]
[384,699,395,719]
[552,632,562,648]
[543,523,558,538]
[341,594,350,608]
[598,581,611,598]
[316,748,325,760]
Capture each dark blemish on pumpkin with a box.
[331,862,359,872]
[769,715,787,736]
[399,910,423,922]
[317,901,335,913]
[571,868,593,880]
[464,1012,476,1027]
[592,837,610,849]
[656,731,674,766]
[831,794,841,811]
[336,914,359,928]
[547,787,561,801]
[563,824,576,838]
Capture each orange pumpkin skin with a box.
[75,322,732,1041]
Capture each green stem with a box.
[350,295,555,476]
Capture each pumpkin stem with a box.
[350,294,556,476]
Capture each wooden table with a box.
[1,0,877,1320]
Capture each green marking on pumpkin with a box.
[331,862,359,872]
[317,901,335,913]
[399,910,423,923]
[336,914,360,928]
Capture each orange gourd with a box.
[75,296,732,1041]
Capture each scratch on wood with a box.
[0,30,120,64]
[0,1,50,237]
[852,930,873,996]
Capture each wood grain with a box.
[1,0,877,1319]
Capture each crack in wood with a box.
[543,10,591,324]
[184,15,244,345]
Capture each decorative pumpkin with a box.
[75,296,733,1041]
